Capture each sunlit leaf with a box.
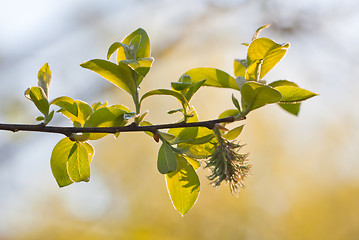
[67,142,90,183]
[218,109,240,119]
[37,63,52,98]
[91,101,108,111]
[240,81,282,110]
[168,108,199,144]
[122,28,151,59]
[234,59,247,77]
[184,79,206,102]
[279,103,301,116]
[184,156,201,170]
[50,137,76,187]
[25,86,49,116]
[247,38,289,79]
[80,59,137,95]
[122,57,154,79]
[51,96,78,117]
[83,107,128,140]
[140,89,189,108]
[44,110,54,125]
[157,141,178,174]
[252,24,270,40]
[107,42,131,62]
[58,100,93,126]
[184,67,239,90]
[166,155,200,215]
[274,86,318,103]
[223,125,244,140]
[83,142,95,163]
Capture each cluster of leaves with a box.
[24,26,317,215]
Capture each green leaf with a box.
[269,80,298,88]
[25,86,49,115]
[122,57,154,79]
[218,109,240,119]
[166,155,200,215]
[83,107,128,140]
[91,101,108,111]
[80,59,137,95]
[279,103,301,116]
[184,79,206,102]
[232,94,241,112]
[157,141,178,174]
[58,100,93,126]
[67,142,91,183]
[184,156,201,170]
[274,86,318,103]
[240,82,282,110]
[234,59,247,77]
[44,110,54,125]
[184,67,239,90]
[51,96,78,117]
[122,28,151,60]
[223,125,244,140]
[168,108,199,144]
[247,38,289,79]
[83,142,95,163]
[50,137,76,187]
[37,63,52,98]
[140,89,189,108]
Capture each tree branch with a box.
[0,115,245,137]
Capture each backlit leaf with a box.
[274,86,318,103]
[234,59,247,77]
[50,137,76,187]
[83,107,128,140]
[121,28,151,59]
[184,67,239,90]
[51,96,78,117]
[157,141,178,174]
[58,100,93,126]
[223,125,244,140]
[25,86,49,116]
[166,155,200,215]
[67,142,91,183]
[240,81,282,110]
[140,89,189,108]
[218,109,240,119]
[37,63,51,98]
[247,38,289,79]
[80,59,137,95]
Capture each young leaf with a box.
[83,107,128,140]
[83,142,95,163]
[247,38,289,79]
[279,103,301,116]
[58,100,93,126]
[140,89,189,108]
[232,94,241,112]
[184,67,240,90]
[50,137,76,187]
[240,82,282,110]
[234,59,247,77]
[122,57,154,79]
[166,155,200,215]
[80,59,137,95]
[274,86,318,103]
[183,79,206,102]
[223,125,244,140]
[44,110,54,125]
[25,86,49,116]
[168,108,199,144]
[121,28,151,60]
[252,24,270,40]
[37,63,52,98]
[51,96,78,117]
[91,101,108,111]
[67,142,91,183]
[157,141,178,174]
[218,109,240,119]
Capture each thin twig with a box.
[0,115,245,137]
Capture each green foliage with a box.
[166,155,200,215]
[19,26,317,215]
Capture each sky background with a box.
[0,0,359,239]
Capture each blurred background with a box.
[0,0,358,239]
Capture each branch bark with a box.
[0,115,245,137]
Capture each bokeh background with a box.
[0,0,358,239]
